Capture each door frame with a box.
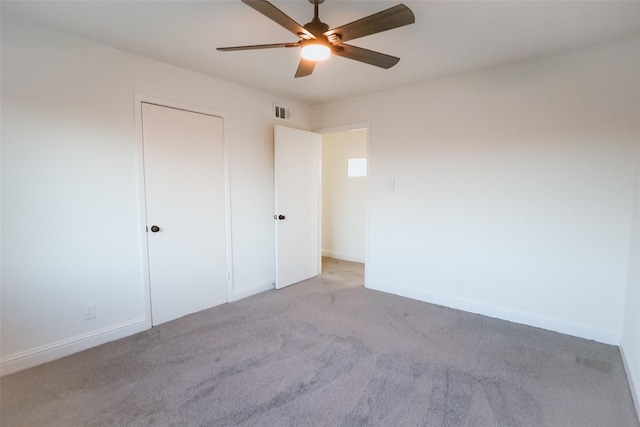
[315,122,371,283]
[134,94,233,329]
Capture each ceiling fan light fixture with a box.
[300,41,331,61]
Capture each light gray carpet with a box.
[1,258,638,426]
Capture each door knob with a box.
[150,225,160,232]
[278,215,285,220]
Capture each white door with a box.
[142,102,228,325]
[274,126,321,289]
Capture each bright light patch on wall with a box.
[348,158,367,177]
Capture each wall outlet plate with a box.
[82,302,96,320]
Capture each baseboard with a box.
[0,316,149,377]
[366,280,621,345]
[322,249,365,263]
[620,338,640,420]
[230,280,275,302]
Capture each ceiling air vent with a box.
[274,104,291,121]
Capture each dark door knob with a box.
[278,215,286,220]
[150,225,160,232]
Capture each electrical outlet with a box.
[456,280,465,291]
[82,302,96,320]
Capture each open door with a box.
[274,126,321,289]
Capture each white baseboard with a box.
[621,338,640,420]
[322,249,365,264]
[230,280,274,302]
[1,317,149,377]
[1,281,276,376]
[366,280,621,345]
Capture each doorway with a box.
[321,128,368,280]
[272,124,368,289]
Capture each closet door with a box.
[142,102,227,325]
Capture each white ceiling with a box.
[3,1,640,105]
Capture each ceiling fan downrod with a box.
[304,0,329,36]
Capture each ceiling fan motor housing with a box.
[303,18,330,37]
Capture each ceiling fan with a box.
[217,0,415,78]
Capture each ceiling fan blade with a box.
[295,58,316,78]
[332,43,400,69]
[242,0,315,39]
[217,42,299,51]
[324,4,415,43]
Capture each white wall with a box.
[622,129,640,417]
[312,37,640,344]
[322,130,367,263]
[0,16,311,374]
